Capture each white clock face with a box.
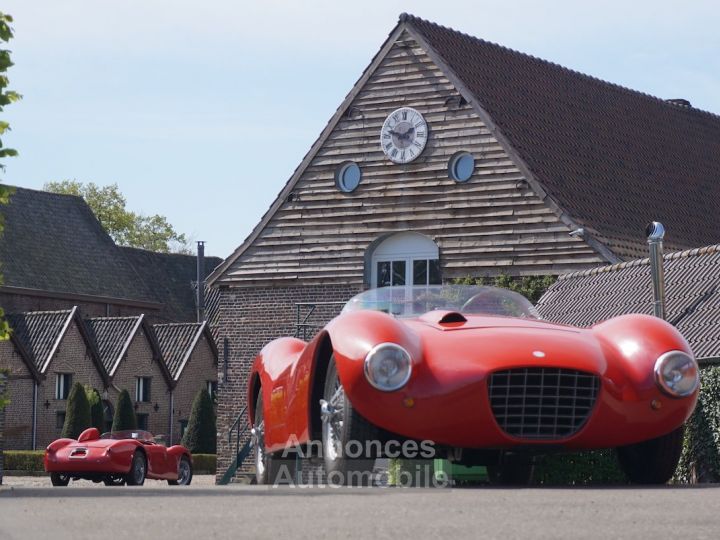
[380,107,428,164]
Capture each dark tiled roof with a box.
[405,14,720,259]
[84,316,142,374]
[153,322,205,379]
[6,309,74,371]
[536,245,720,359]
[119,247,223,323]
[0,187,158,304]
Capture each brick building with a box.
[0,186,222,323]
[2,308,108,449]
[208,14,720,478]
[154,322,218,444]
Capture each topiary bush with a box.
[111,389,136,432]
[61,382,92,439]
[85,386,104,434]
[182,389,216,454]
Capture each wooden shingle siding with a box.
[218,33,604,287]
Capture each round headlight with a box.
[364,343,412,392]
[654,350,699,398]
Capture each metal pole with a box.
[646,222,666,320]
[196,241,206,322]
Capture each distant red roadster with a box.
[249,285,699,485]
[45,428,193,486]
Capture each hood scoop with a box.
[420,310,468,326]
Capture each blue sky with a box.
[2,0,719,258]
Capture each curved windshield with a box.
[343,285,539,319]
[100,430,154,442]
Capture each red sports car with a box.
[248,285,699,485]
[45,428,193,486]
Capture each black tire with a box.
[125,451,147,486]
[487,454,534,486]
[168,456,193,486]
[322,356,379,486]
[616,425,684,484]
[50,473,70,487]
[254,393,297,485]
[103,476,125,486]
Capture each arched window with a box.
[369,232,441,288]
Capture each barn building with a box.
[208,14,720,478]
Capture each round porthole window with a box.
[335,161,362,193]
[449,152,475,182]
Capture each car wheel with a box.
[125,451,147,486]
[321,355,379,486]
[50,473,70,487]
[103,476,125,486]
[168,456,193,486]
[616,425,684,484]
[254,393,297,485]
[487,454,534,486]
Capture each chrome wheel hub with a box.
[253,420,266,477]
[321,380,345,462]
[178,460,191,485]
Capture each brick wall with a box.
[214,284,359,481]
[0,370,6,484]
[36,322,107,449]
[0,339,35,450]
[107,328,171,438]
[171,336,217,445]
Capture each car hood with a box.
[404,313,606,376]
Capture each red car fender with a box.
[592,314,698,406]
[167,445,191,464]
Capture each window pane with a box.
[428,259,442,284]
[377,261,391,287]
[56,411,66,429]
[137,414,148,430]
[144,378,151,402]
[413,260,428,285]
[392,261,406,285]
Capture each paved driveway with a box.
[1,479,719,539]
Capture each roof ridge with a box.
[400,13,720,120]
[86,315,142,321]
[153,322,202,328]
[557,243,720,281]
[7,308,74,317]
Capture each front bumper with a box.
[342,366,697,450]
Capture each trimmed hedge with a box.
[534,450,627,485]
[4,450,44,471]
[3,451,216,474]
[192,454,216,474]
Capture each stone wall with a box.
[214,284,360,481]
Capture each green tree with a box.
[181,389,216,454]
[85,386,105,433]
[111,389,137,432]
[454,273,557,303]
[43,180,191,254]
[0,12,21,343]
[61,383,92,439]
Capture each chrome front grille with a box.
[488,368,600,440]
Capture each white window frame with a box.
[55,373,72,400]
[135,377,151,403]
[370,232,440,288]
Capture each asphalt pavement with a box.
[1,479,720,540]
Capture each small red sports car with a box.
[248,285,699,485]
[45,428,193,486]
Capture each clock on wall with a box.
[380,107,428,164]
